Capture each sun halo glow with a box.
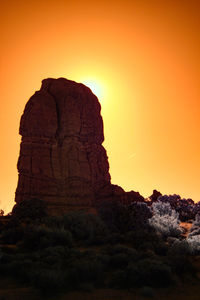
[82,79,104,100]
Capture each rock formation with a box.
[15,78,115,214]
[15,77,144,214]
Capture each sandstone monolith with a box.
[15,78,113,214]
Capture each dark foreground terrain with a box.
[0,195,200,300]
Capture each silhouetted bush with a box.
[140,286,155,298]
[132,258,174,287]
[20,226,72,250]
[109,270,128,288]
[187,235,200,254]
[128,202,153,226]
[1,226,24,244]
[125,225,162,252]
[0,197,199,295]
[168,239,190,256]
[102,244,138,269]
[109,258,173,288]
[167,253,196,276]
[149,189,162,203]
[31,269,66,296]
[78,283,94,292]
[97,199,152,233]
[44,212,109,245]
[69,259,104,285]
[102,244,138,256]
[156,194,197,221]
[12,198,47,224]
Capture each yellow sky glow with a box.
[81,79,105,100]
[0,0,200,213]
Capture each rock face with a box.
[15,78,112,214]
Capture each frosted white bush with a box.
[149,201,182,237]
[188,228,200,237]
[188,213,200,237]
[190,214,200,233]
[151,201,176,217]
[169,236,200,255]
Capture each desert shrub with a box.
[109,253,130,269]
[140,286,155,298]
[6,259,33,282]
[168,239,191,256]
[176,200,195,221]
[45,228,72,247]
[78,283,94,292]
[1,226,24,244]
[57,258,105,290]
[0,248,103,293]
[125,222,165,252]
[156,194,197,221]
[0,253,13,265]
[0,252,37,283]
[135,259,174,287]
[188,228,200,237]
[149,189,162,203]
[186,235,200,255]
[189,214,200,235]
[71,259,104,283]
[109,270,128,288]
[167,252,196,276]
[45,212,109,245]
[157,194,183,209]
[0,215,6,233]
[149,201,182,238]
[167,239,196,276]
[110,258,173,289]
[128,202,153,226]
[102,244,138,269]
[41,246,71,260]
[153,239,168,256]
[0,246,105,293]
[151,200,174,216]
[11,198,47,224]
[102,244,137,256]
[193,202,200,218]
[21,226,72,250]
[97,199,152,234]
[186,215,200,252]
[96,253,110,268]
[31,269,66,296]
[43,215,65,229]
[97,199,131,233]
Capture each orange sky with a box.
[0,0,200,213]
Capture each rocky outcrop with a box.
[15,78,112,214]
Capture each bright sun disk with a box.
[82,79,103,100]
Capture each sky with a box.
[0,0,199,213]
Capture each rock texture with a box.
[15,78,112,214]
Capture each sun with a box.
[81,79,103,100]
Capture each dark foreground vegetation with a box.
[0,192,200,298]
